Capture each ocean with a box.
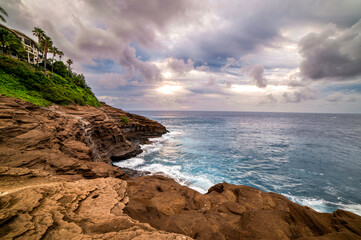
[113,111,361,216]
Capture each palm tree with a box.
[0,7,8,23]
[49,46,58,74]
[32,27,45,66]
[57,50,64,62]
[41,35,52,75]
[32,27,44,44]
[66,58,73,78]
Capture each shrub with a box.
[120,116,130,124]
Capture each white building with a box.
[0,24,42,64]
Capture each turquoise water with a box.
[114,111,361,215]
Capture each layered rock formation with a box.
[0,95,166,180]
[1,95,361,240]
[0,167,191,239]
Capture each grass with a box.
[120,116,130,124]
[0,55,100,107]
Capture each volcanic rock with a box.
[0,95,166,179]
[125,175,361,240]
[0,166,191,239]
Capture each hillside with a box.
[0,54,100,107]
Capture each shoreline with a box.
[1,95,361,239]
[113,129,361,217]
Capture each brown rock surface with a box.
[0,95,166,179]
[0,167,191,239]
[125,175,361,240]
[0,96,189,239]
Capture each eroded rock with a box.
[125,176,361,240]
[0,96,166,179]
[0,167,191,240]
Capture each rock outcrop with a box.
[125,176,361,240]
[0,95,166,180]
[1,95,361,240]
[0,167,191,240]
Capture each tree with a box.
[32,27,45,66]
[41,35,52,75]
[52,60,68,77]
[57,50,64,62]
[49,46,58,74]
[0,28,25,56]
[66,58,73,78]
[0,7,8,23]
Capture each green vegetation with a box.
[120,116,130,124]
[0,54,100,107]
[49,46,58,74]
[0,19,100,107]
[0,28,26,57]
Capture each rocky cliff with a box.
[0,95,166,180]
[0,95,361,240]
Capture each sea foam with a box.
[116,111,361,216]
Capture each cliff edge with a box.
[0,95,361,240]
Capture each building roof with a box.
[0,23,38,47]
[10,29,39,47]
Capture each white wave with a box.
[115,129,214,193]
[187,176,214,194]
[137,163,182,175]
[136,163,213,194]
[166,129,183,136]
[282,193,361,216]
[283,194,333,213]
[113,157,145,168]
[137,135,168,157]
[139,143,162,156]
[339,204,361,216]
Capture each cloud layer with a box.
[2,0,361,113]
[299,20,361,80]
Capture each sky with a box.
[1,0,361,113]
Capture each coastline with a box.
[113,122,361,216]
[1,95,361,239]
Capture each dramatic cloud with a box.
[118,46,161,83]
[172,0,361,65]
[242,65,268,88]
[299,19,361,80]
[2,0,361,112]
[1,0,202,82]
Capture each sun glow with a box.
[157,85,182,95]
[161,72,173,79]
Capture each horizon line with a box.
[124,109,361,115]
